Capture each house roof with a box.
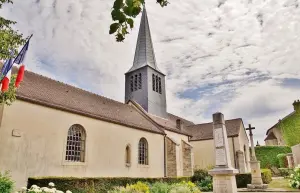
[264,132,277,141]
[15,70,165,135]
[187,118,242,141]
[265,111,296,135]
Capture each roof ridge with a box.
[24,70,125,106]
[187,118,242,127]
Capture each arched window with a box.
[65,124,86,162]
[138,138,148,165]
[125,145,131,166]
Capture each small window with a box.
[138,73,142,89]
[155,75,158,92]
[126,145,131,166]
[134,74,138,91]
[138,138,148,165]
[130,76,134,92]
[65,124,86,162]
[158,77,162,94]
[152,74,155,91]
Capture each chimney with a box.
[293,100,300,112]
[176,119,183,131]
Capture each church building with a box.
[0,6,250,188]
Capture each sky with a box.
[1,0,300,144]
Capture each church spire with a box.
[126,4,162,74]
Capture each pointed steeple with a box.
[126,4,162,74]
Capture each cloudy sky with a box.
[1,0,300,143]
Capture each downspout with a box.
[232,137,237,168]
[164,135,167,177]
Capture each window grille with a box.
[134,74,138,91]
[130,76,134,92]
[152,74,155,91]
[158,77,162,94]
[138,138,148,165]
[65,124,86,162]
[155,75,159,92]
[138,73,142,89]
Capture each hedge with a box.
[255,146,292,168]
[277,153,288,168]
[235,169,272,188]
[28,177,191,193]
[278,168,294,177]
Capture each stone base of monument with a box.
[209,168,239,193]
[247,184,268,190]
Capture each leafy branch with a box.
[0,0,26,60]
[0,74,17,105]
[109,0,169,42]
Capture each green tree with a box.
[109,0,169,42]
[0,0,26,60]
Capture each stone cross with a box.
[246,124,256,161]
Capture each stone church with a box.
[0,6,250,188]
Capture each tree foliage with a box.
[0,0,26,60]
[109,0,169,42]
[0,74,17,105]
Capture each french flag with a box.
[0,35,32,92]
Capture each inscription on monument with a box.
[214,128,224,147]
[216,148,227,165]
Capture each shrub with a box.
[191,169,209,182]
[149,182,170,193]
[110,181,150,193]
[17,182,72,193]
[277,153,288,168]
[289,164,300,189]
[235,169,272,188]
[28,177,191,193]
[235,173,252,188]
[0,171,14,193]
[195,177,212,192]
[261,169,272,184]
[255,146,292,169]
[191,169,212,192]
[279,168,294,177]
[169,181,201,193]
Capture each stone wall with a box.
[166,137,177,177]
[292,144,300,166]
[182,140,192,176]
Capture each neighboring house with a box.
[265,100,300,146]
[187,119,251,173]
[0,6,249,188]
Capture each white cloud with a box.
[1,0,300,144]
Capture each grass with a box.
[268,178,296,191]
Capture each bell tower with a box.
[125,5,167,118]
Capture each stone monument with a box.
[246,124,268,190]
[209,112,239,193]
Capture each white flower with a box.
[49,182,55,187]
[21,187,27,190]
[66,190,72,193]
[56,191,64,193]
[31,185,38,189]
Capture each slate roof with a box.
[187,118,242,141]
[15,70,165,135]
[148,113,194,136]
[126,5,163,74]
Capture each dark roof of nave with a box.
[15,70,165,135]
[148,113,194,136]
[187,118,242,141]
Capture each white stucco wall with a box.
[164,130,189,176]
[0,100,165,188]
